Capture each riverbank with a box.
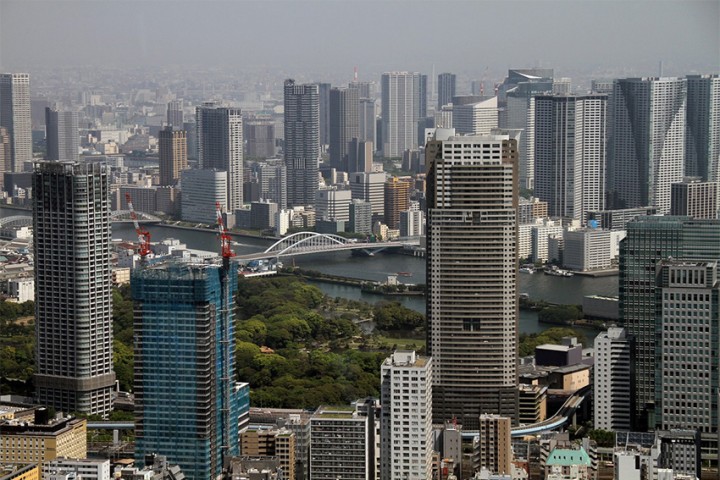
[289,268,426,298]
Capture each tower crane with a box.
[125,193,152,258]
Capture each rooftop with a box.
[546,447,591,467]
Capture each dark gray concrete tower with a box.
[284,80,319,207]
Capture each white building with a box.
[6,277,34,303]
[43,458,111,480]
[399,209,424,237]
[315,187,351,222]
[452,97,498,136]
[350,171,386,217]
[594,327,631,431]
[531,219,564,263]
[180,169,228,224]
[562,228,612,271]
[0,73,32,172]
[380,350,433,480]
[381,72,423,157]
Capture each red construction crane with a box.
[125,193,152,258]
[215,202,235,259]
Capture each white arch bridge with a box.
[0,211,160,228]
[235,231,419,262]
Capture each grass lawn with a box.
[374,335,426,351]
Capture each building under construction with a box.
[132,260,250,480]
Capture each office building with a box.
[349,199,372,235]
[384,177,410,229]
[0,73,32,172]
[380,351,433,480]
[594,327,632,431]
[45,107,78,162]
[180,169,228,224]
[518,384,548,425]
[534,94,607,222]
[358,98,377,145]
[240,428,295,479]
[315,187,352,222]
[563,228,613,271]
[255,160,287,209]
[158,126,187,186]
[608,77,686,213]
[166,100,183,130]
[284,80,320,207]
[531,219,564,263]
[400,209,424,237]
[317,82,331,146]
[133,261,250,480]
[670,178,719,219]
[474,415,512,476]
[42,458,111,480]
[196,104,243,211]
[347,138,373,174]
[452,97,498,136]
[426,130,519,427]
[350,171,386,217]
[620,216,720,430]
[0,416,87,464]
[657,430,702,479]
[381,72,422,157]
[244,120,275,159]
[33,162,115,415]
[685,74,719,182]
[437,73,456,109]
[329,87,359,170]
[586,206,658,230]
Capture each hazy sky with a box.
[1,0,718,76]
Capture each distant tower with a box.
[329,87,359,171]
[685,74,720,182]
[0,73,32,172]
[426,130,519,428]
[437,73,457,109]
[608,77,686,213]
[45,107,79,162]
[158,125,188,186]
[133,261,249,480]
[534,94,607,223]
[166,100,184,130]
[196,104,243,211]
[381,72,422,157]
[317,82,331,147]
[284,80,320,208]
[33,161,115,416]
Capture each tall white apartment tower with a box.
[380,350,433,480]
[33,161,115,415]
[594,327,632,431]
[381,72,422,158]
[608,77,686,213]
[196,104,243,211]
[534,94,607,223]
[685,75,720,183]
[426,129,519,428]
[0,73,32,172]
[284,80,320,208]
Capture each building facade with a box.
[158,126,187,187]
[381,72,422,157]
[426,130,519,428]
[33,162,115,415]
[437,73,457,109]
[384,177,410,229]
[0,417,87,464]
[350,171,386,218]
[329,87,359,171]
[670,178,719,219]
[594,327,632,431]
[45,107,79,162]
[180,169,228,224]
[685,74,720,183]
[0,73,32,172]
[284,80,320,207]
[452,97,498,136]
[474,415,512,475]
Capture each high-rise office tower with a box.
[620,216,720,430]
[0,73,32,172]
[244,120,276,159]
[133,261,249,480]
[534,94,607,223]
[426,130,519,428]
[670,178,719,219]
[329,87,359,171]
[45,107,79,162]
[419,74,428,118]
[349,80,375,99]
[33,162,115,415]
[347,138,373,174]
[438,73,457,109]
[685,74,719,182]
[350,171,386,218]
[381,72,422,157]
[158,126,187,186]
[317,82,331,147]
[166,100,184,130]
[384,176,410,229]
[593,327,632,431]
[0,127,11,173]
[380,350,433,480]
[284,80,320,208]
[452,97,498,136]
[608,77,686,213]
[196,104,243,211]
[358,98,377,145]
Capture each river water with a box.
[1,206,615,344]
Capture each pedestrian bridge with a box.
[235,231,420,262]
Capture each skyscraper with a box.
[452,97,499,136]
[426,130,519,428]
[317,82,331,147]
[384,176,410,229]
[284,80,320,208]
[133,261,249,480]
[608,77,687,213]
[45,107,79,162]
[33,161,115,415]
[328,87,359,171]
[380,350,433,480]
[685,75,719,182]
[0,73,32,172]
[437,72,457,109]
[158,126,187,186]
[196,104,243,211]
[534,94,607,223]
[166,99,184,130]
[381,72,422,157]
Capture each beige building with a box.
[158,126,188,187]
[240,428,295,479]
[473,415,512,475]
[0,417,87,464]
[518,384,548,425]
